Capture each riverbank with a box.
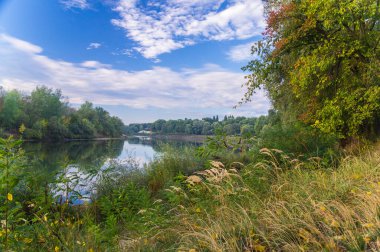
[127,134,208,143]
[2,132,380,251]
[151,134,208,143]
[2,132,125,142]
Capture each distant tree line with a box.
[0,86,124,140]
[124,112,279,136]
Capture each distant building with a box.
[138,130,152,134]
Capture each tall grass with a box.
[125,144,380,251]
[2,138,379,251]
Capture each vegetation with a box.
[114,144,380,251]
[0,86,124,141]
[124,115,257,136]
[242,0,380,141]
[1,0,379,251]
[1,130,379,251]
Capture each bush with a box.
[256,122,338,161]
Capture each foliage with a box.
[1,130,380,251]
[118,144,380,251]
[257,121,338,159]
[0,86,124,141]
[124,115,257,136]
[242,0,380,140]
[0,136,25,250]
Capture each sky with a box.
[0,0,270,124]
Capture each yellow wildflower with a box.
[253,244,266,252]
[363,236,370,243]
[195,208,201,213]
[7,193,13,201]
[363,223,375,228]
[54,246,60,252]
[330,220,340,227]
[189,249,196,252]
[43,215,48,222]
[367,191,372,196]
[87,249,94,252]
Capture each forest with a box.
[124,115,261,136]
[1,0,379,251]
[0,86,124,140]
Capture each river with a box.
[21,138,199,203]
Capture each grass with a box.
[1,139,380,251]
[119,143,380,251]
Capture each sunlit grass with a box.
[125,144,380,251]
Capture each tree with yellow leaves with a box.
[242,0,380,142]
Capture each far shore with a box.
[128,134,208,143]
[21,137,125,143]
[20,134,208,143]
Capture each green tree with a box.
[241,124,254,137]
[0,90,24,129]
[29,86,66,123]
[243,0,380,140]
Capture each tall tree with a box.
[0,90,24,129]
[242,0,380,139]
[29,86,66,123]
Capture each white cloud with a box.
[111,0,265,58]
[81,61,110,68]
[0,34,42,54]
[60,0,90,10]
[0,34,270,116]
[86,42,102,50]
[227,42,256,62]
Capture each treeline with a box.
[124,114,274,136]
[0,86,124,140]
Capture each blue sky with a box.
[0,0,270,124]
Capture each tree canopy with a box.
[0,86,124,140]
[242,0,380,140]
[124,115,259,136]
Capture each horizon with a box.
[0,0,270,124]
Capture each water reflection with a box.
[21,138,198,203]
[23,140,125,174]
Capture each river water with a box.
[22,138,198,203]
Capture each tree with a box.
[29,86,66,123]
[242,0,380,140]
[241,124,254,137]
[0,90,24,129]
